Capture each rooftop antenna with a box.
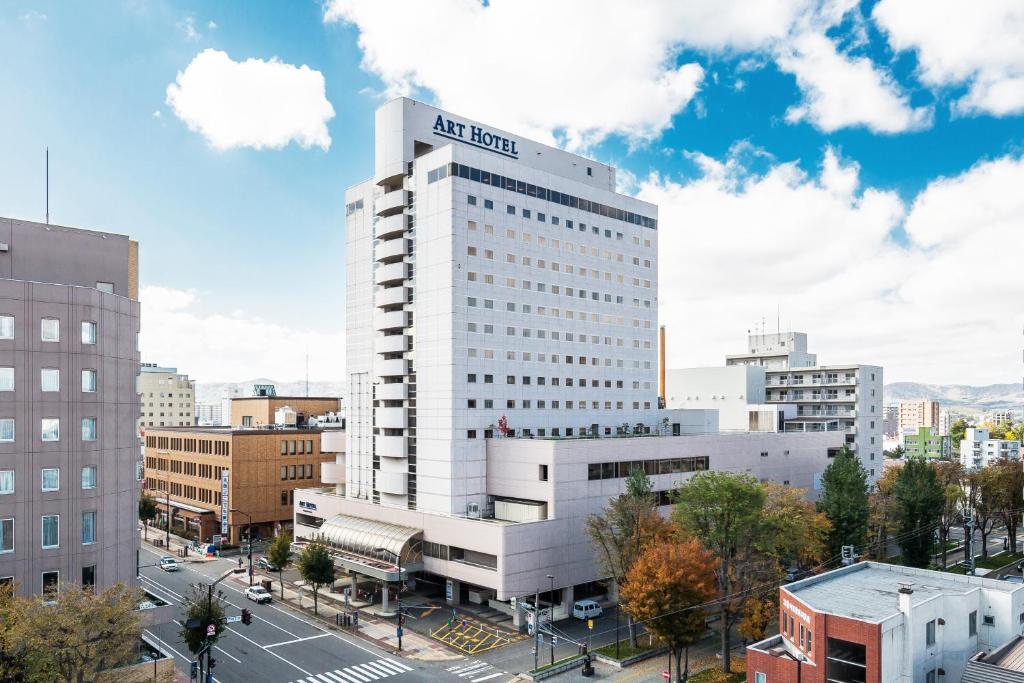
[45,147,49,224]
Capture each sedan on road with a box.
[245,586,272,604]
[256,557,279,572]
[159,557,179,572]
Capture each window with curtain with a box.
[42,468,59,491]
[82,369,96,393]
[0,518,12,553]
[42,515,59,548]
[0,367,12,392]
[0,470,12,495]
[81,511,96,545]
[41,368,59,392]
[41,418,59,442]
[41,318,59,342]
[81,321,97,345]
[0,315,13,340]
[81,417,97,441]
[81,466,96,490]
[0,419,13,442]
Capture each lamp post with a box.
[374,547,404,651]
[164,471,171,550]
[230,508,253,586]
[197,568,235,683]
[546,574,555,666]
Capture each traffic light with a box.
[208,657,217,670]
[190,661,198,681]
[241,608,252,625]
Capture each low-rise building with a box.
[747,562,1024,683]
[137,364,195,429]
[229,395,341,429]
[902,427,950,458]
[960,427,1021,470]
[964,635,1024,682]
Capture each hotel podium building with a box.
[294,99,843,619]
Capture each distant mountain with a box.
[195,379,345,404]
[884,382,1023,412]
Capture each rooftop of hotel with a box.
[784,562,1022,623]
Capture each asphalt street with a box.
[138,545,463,683]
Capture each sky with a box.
[1,0,1022,386]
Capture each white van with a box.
[572,599,603,620]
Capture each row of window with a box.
[466,220,653,259]
[467,243,652,271]
[0,367,98,393]
[465,322,652,349]
[0,511,97,554]
[429,162,658,229]
[144,435,229,456]
[0,466,97,494]
[587,456,710,481]
[0,417,97,443]
[145,477,222,506]
[497,300,654,330]
[466,422,660,439]
[280,439,316,455]
[466,295,654,323]
[280,464,315,480]
[469,373,647,389]
[781,613,813,655]
[466,270,652,296]
[465,347,654,370]
[0,316,99,344]
[467,399,648,411]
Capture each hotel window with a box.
[507,205,515,214]
[41,368,59,392]
[81,465,96,490]
[305,464,312,478]
[0,315,12,339]
[0,518,12,553]
[970,611,977,636]
[42,418,59,442]
[926,619,936,645]
[280,465,287,480]
[81,417,97,441]
[0,470,12,495]
[484,199,493,209]
[42,514,59,549]
[82,565,96,588]
[41,317,60,342]
[81,511,96,545]
[82,369,97,393]
[42,468,60,492]
[468,195,477,205]
[0,419,13,443]
[81,321,97,344]
[0,367,12,391]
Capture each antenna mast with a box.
[45,147,49,224]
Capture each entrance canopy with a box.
[315,514,423,582]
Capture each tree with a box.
[0,581,31,683]
[738,593,777,645]
[892,458,944,567]
[967,468,1000,559]
[866,465,901,560]
[297,539,335,615]
[817,447,869,558]
[886,445,906,459]
[178,584,227,656]
[267,533,294,599]
[586,466,671,646]
[619,539,718,683]
[934,461,965,568]
[761,483,830,570]
[987,457,1024,553]
[950,419,970,453]
[673,472,766,673]
[138,493,159,541]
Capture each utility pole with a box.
[547,574,555,666]
[967,511,977,576]
[533,587,540,672]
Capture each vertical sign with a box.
[220,470,229,536]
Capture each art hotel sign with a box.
[432,115,520,159]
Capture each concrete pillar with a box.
[608,580,619,605]
[446,578,461,606]
[562,585,575,618]
[512,598,525,631]
[381,582,390,613]
[350,572,359,595]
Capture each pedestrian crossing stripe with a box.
[445,660,508,681]
[288,658,413,683]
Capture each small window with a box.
[0,367,13,392]
[81,466,96,490]
[0,315,13,340]
[81,511,96,545]
[42,570,58,593]
[41,468,60,492]
[755,674,766,683]
[0,419,13,443]
[0,518,11,553]
[82,565,96,588]
[969,610,977,636]
[41,368,59,392]
[41,418,59,442]
[926,619,935,645]
[467,195,477,206]
[0,470,12,495]
[81,321,97,344]
[984,615,995,626]
[41,514,59,549]
[82,369,97,393]
[81,417,97,441]
[41,318,60,342]
[539,464,549,482]
[96,282,114,294]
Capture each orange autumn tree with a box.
[620,538,717,683]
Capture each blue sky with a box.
[1,1,1022,385]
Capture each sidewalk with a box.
[139,528,219,563]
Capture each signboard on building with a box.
[445,579,454,602]
[220,471,229,535]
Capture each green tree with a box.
[866,465,901,560]
[585,466,671,647]
[892,458,944,567]
[967,468,1000,559]
[138,493,159,541]
[619,539,718,683]
[673,472,766,673]
[950,418,970,453]
[934,461,965,568]
[817,447,869,558]
[266,533,294,599]
[987,457,1024,553]
[178,584,227,656]
[886,445,906,459]
[297,539,335,615]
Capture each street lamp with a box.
[546,574,555,666]
[374,546,403,651]
[192,567,235,683]
[230,508,253,586]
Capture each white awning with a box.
[313,514,423,581]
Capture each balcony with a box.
[375,470,408,495]
[376,382,408,401]
[376,237,408,262]
[375,358,408,378]
[321,430,345,453]
[377,435,407,458]
[376,334,409,354]
[374,310,408,332]
[376,406,407,430]
[320,461,345,485]
[374,213,408,240]
[374,261,408,286]
[375,189,409,216]
[375,286,409,308]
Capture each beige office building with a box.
[137,364,195,429]
[898,399,940,434]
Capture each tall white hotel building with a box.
[295,98,843,617]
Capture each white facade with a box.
[725,331,817,369]
[898,399,940,434]
[195,401,222,426]
[137,364,195,428]
[960,427,1021,469]
[665,366,770,431]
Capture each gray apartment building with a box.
[0,216,140,595]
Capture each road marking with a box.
[363,661,396,677]
[458,663,491,676]
[265,633,331,648]
[382,659,412,672]
[350,664,382,680]
[214,645,242,663]
[372,660,406,674]
[225,626,311,676]
[321,673,349,683]
[470,673,505,682]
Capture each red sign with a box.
[662,672,670,679]
[207,624,216,637]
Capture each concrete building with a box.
[0,216,140,596]
[985,409,1018,425]
[883,405,899,439]
[960,427,1021,470]
[963,635,1024,682]
[291,99,847,621]
[137,364,194,429]
[938,409,958,437]
[746,562,1024,683]
[195,401,222,426]
[229,395,341,429]
[142,421,343,544]
[898,399,940,434]
[665,366,789,432]
[902,426,949,458]
[726,333,883,482]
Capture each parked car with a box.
[245,586,272,604]
[572,599,603,620]
[256,557,279,572]
[159,557,179,572]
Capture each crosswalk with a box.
[445,660,508,682]
[288,658,413,683]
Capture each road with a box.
[138,545,457,683]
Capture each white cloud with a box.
[179,15,200,41]
[208,20,218,29]
[873,0,1024,117]
[166,49,335,151]
[139,286,345,382]
[776,31,932,133]
[638,147,1024,384]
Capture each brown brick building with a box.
[143,421,343,544]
